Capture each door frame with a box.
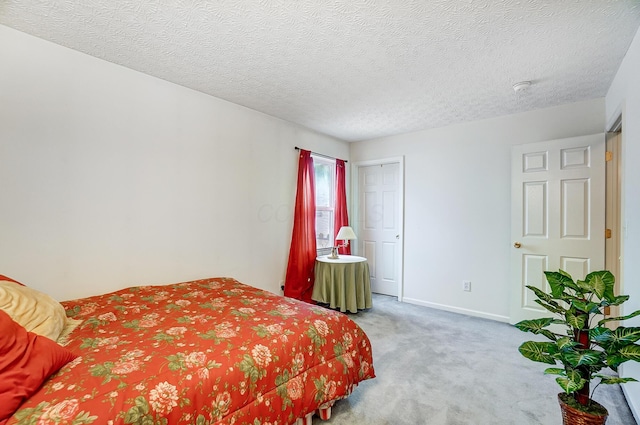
[605,116,624,331]
[605,129,622,312]
[351,156,405,301]
[606,115,624,292]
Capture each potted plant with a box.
[515,270,640,424]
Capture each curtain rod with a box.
[294,146,347,163]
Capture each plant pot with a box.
[558,393,608,425]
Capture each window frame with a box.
[312,155,336,255]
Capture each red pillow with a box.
[0,275,25,286]
[0,309,77,421]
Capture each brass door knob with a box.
[514,242,522,248]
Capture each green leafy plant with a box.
[516,270,640,412]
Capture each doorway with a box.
[352,157,404,300]
[605,125,623,320]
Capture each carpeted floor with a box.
[314,293,637,425]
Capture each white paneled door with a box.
[509,134,605,324]
[358,163,401,296]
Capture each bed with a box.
[0,275,375,425]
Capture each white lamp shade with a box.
[336,226,357,241]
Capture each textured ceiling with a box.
[1,1,640,142]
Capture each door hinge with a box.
[605,229,612,239]
[605,151,613,162]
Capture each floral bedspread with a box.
[8,277,375,425]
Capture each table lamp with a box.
[328,226,357,259]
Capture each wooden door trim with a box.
[605,132,621,292]
[352,157,405,301]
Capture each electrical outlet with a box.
[463,280,471,292]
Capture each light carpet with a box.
[314,294,637,425]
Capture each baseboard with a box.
[401,297,510,323]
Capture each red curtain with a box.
[334,159,351,255]
[284,150,317,303]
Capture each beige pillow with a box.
[0,280,67,341]
[56,318,83,346]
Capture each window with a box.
[313,155,336,254]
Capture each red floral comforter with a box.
[7,277,375,425]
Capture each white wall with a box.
[606,25,640,422]
[0,25,349,301]
[350,99,605,321]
